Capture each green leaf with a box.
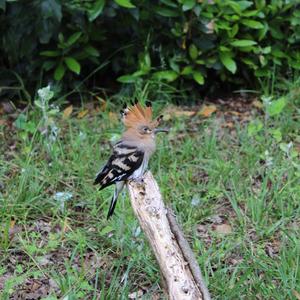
[88,0,105,21]
[84,46,100,57]
[182,0,195,11]
[64,57,81,74]
[66,32,82,46]
[160,0,178,8]
[155,6,179,17]
[272,48,286,58]
[262,46,271,54]
[192,71,204,85]
[14,114,36,133]
[139,52,151,73]
[229,24,239,38]
[40,50,61,57]
[258,23,269,40]
[270,129,282,142]
[132,70,147,77]
[241,19,264,29]
[220,52,237,73]
[181,66,193,75]
[114,0,135,8]
[242,57,257,69]
[153,70,178,82]
[54,63,66,81]
[267,97,286,117]
[42,60,56,71]
[99,225,114,236]
[247,120,263,136]
[236,0,252,11]
[189,44,198,60]
[58,33,64,44]
[279,142,295,156]
[117,74,137,83]
[255,68,270,77]
[14,114,27,130]
[230,40,257,47]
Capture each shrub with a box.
[0,0,299,99]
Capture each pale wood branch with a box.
[127,171,210,300]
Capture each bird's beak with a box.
[154,128,169,134]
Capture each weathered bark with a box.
[127,171,211,300]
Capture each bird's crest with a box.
[121,101,162,128]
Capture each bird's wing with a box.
[94,142,144,190]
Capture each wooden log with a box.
[127,171,211,300]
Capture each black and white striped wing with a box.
[94,143,144,190]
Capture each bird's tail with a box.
[107,181,125,219]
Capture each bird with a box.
[94,100,168,219]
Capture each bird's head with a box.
[121,101,169,140]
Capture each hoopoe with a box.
[94,101,168,219]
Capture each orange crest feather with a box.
[122,101,154,128]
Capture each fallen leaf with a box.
[63,105,73,119]
[224,122,234,128]
[163,114,172,121]
[0,119,7,126]
[173,110,195,117]
[212,223,232,234]
[128,290,144,299]
[77,109,88,119]
[163,107,196,120]
[198,105,217,117]
[229,111,243,116]
[95,96,107,111]
[293,290,300,300]
[8,217,22,238]
[252,100,263,109]
[1,101,15,113]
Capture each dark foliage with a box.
[0,0,299,100]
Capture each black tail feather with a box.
[106,181,125,219]
[107,196,118,219]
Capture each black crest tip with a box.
[146,101,152,107]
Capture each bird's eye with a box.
[142,126,151,133]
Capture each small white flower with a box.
[54,192,73,202]
[79,131,87,141]
[37,85,54,103]
[191,196,201,206]
[265,150,273,167]
[54,192,73,211]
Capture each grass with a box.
[0,82,299,299]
